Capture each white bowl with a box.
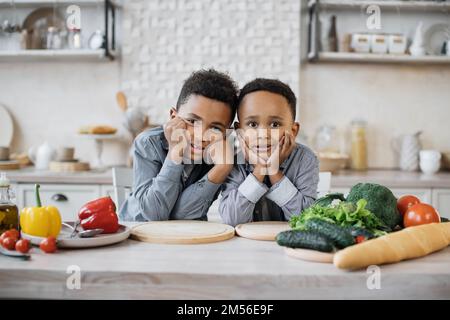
[420,161,440,175]
[420,150,441,160]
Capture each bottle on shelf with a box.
[328,15,338,52]
[68,28,82,49]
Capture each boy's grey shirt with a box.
[119,126,221,221]
[219,144,319,227]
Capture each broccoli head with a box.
[346,183,401,230]
[313,193,346,207]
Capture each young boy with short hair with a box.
[120,69,237,221]
[219,78,319,226]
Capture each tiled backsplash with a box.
[120,0,301,124]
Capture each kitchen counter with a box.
[0,230,449,299]
[332,169,450,189]
[5,167,114,185]
[6,168,450,188]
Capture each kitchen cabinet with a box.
[331,187,431,202]
[16,184,102,221]
[100,184,116,199]
[14,183,116,221]
[432,189,450,219]
[390,188,432,204]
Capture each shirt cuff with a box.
[159,158,184,182]
[238,174,268,204]
[266,176,298,207]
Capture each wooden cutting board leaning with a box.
[131,220,235,244]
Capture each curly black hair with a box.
[176,69,239,120]
[237,78,297,120]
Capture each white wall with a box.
[300,63,450,169]
[1,61,128,166]
[1,0,449,169]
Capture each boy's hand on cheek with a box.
[164,117,189,164]
[205,135,234,184]
[205,134,234,166]
[278,132,296,165]
[267,132,296,182]
[237,133,267,182]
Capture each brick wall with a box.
[121,0,301,124]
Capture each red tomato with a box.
[39,237,57,253]
[2,237,17,250]
[15,239,31,254]
[355,235,366,244]
[1,229,20,241]
[404,203,440,228]
[397,195,421,217]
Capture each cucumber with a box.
[304,218,355,249]
[276,230,335,252]
[313,193,346,207]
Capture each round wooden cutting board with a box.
[285,247,335,263]
[0,160,20,170]
[49,161,90,172]
[130,220,235,244]
[235,221,290,241]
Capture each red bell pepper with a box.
[78,197,119,234]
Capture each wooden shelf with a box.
[309,0,450,10]
[0,49,116,61]
[311,52,450,64]
[0,0,120,7]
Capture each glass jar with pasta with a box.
[350,119,368,170]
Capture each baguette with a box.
[89,125,117,134]
[334,222,450,270]
[78,125,117,135]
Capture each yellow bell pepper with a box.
[20,184,62,237]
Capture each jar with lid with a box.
[0,172,19,234]
[46,26,62,49]
[67,28,82,49]
[314,124,338,153]
[350,119,368,170]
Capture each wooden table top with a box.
[1,229,449,299]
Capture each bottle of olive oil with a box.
[0,172,19,234]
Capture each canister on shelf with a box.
[68,28,82,49]
[350,119,368,170]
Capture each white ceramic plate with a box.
[0,104,14,147]
[21,223,131,249]
[424,23,450,55]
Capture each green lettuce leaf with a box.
[290,198,388,236]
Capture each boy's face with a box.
[236,90,299,161]
[170,94,232,161]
